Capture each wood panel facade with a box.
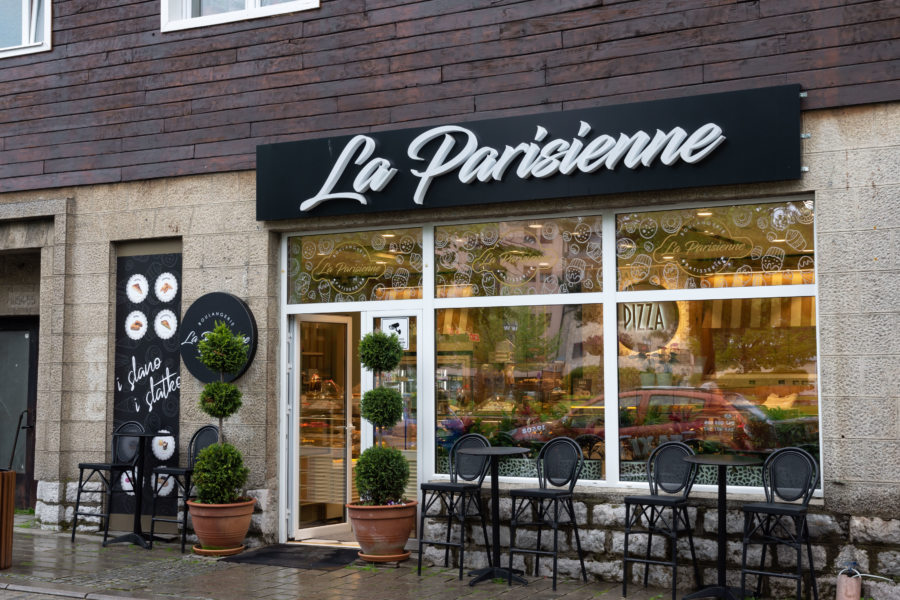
[0,0,897,193]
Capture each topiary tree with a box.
[193,321,249,504]
[355,330,409,505]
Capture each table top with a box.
[682,454,763,466]
[457,446,530,457]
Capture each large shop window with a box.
[430,199,818,487]
[161,0,319,32]
[435,304,606,480]
[617,297,818,485]
[0,0,50,59]
[287,228,423,304]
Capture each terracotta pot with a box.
[346,501,417,562]
[187,498,255,552]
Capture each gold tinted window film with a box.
[434,216,602,298]
[616,200,815,291]
[288,228,423,304]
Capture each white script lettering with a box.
[298,122,726,210]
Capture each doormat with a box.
[221,544,360,571]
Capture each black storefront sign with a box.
[179,292,258,384]
[257,85,801,221]
[112,253,182,515]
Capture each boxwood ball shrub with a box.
[193,443,249,505]
[355,330,409,506]
[360,387,403,433]
[355,446,409,505]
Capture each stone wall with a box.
[422,493,900,598]
[0,176,279,537]
[0,250,40,316]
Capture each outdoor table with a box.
[456,445,529,586]
[681,454,763,600]
[105,432,163,549]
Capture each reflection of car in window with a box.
[508,387,785,457]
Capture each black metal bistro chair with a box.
[71,421,144,544]
[740,447,820,600]
[149,425,219,552]
[417,433,492,579]
[622,441,701,600]
[508,436,587,590]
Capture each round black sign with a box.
[180,292,258,383]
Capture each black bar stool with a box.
[149,425,218,552]
[71,421,144,544]
[417,433,492,579]
[740,447,819,600]
[508,436,587,590]
[622,441,701,600]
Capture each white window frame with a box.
[0,0,51,59]
[161,0,319,32]
[276,195,822,541]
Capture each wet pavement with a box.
[1,515,671,600]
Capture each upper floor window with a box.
[162,0,319,32]
[0,0,51,59]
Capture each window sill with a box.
[161,0,319,33]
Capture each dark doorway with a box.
[0,317,38,509]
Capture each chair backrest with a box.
[536,437,583,492]
[111,421,145,465]
[646,441,696,499]
[188,425,220,468]
[762,446,819,506]
[450,433,491,485]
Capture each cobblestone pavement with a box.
[1,517,672,600]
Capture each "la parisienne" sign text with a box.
[300,122,725,212]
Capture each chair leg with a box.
[508,497,518,586]
[457,494,468,581]
[443,493,453,568]
[149,475,159,550]
[476,494,492,567]
[417,490,427,576]
[804,519,819,600]
[71,469,85,542]
[623,502,631,597]
[670,507,678,600]
[102,469,117,547]
[755,515,772,598]
[535,500,544,577]
[683,506,701,588]
[569,498,587,583]
[551,500,560,591]
[644,513,654,588]
[181,473,191,553]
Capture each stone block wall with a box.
[422,492,900,597]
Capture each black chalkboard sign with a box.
[112,253,182,515]
[179,292,258,384]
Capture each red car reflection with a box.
[509,387,771,457]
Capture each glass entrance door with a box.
[292,315,358,539]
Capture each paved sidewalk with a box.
[1,515,671,600]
